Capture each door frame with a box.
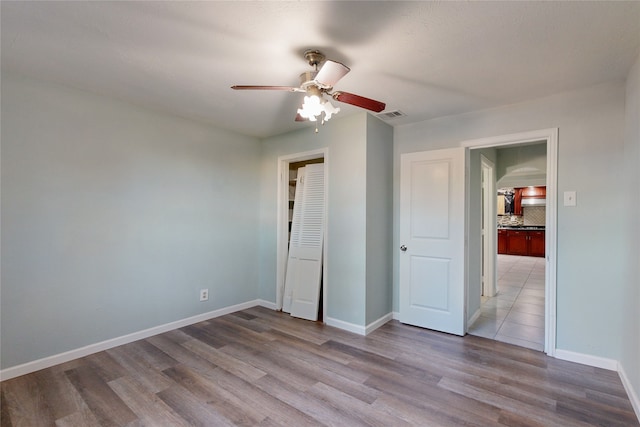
[462,128,558,356]
[480,155,497,298]
[276,148,328,322]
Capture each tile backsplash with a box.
[498,215,524,226]
[497,207,546,227]
[523,206,546,226]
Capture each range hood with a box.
[521,197,546,206]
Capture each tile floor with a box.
[468,254,545,351]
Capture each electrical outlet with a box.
[199,288,209,302]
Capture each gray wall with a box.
[365,115,394,324]
[622,53,640,406]
[1,73,262,369]
[394,81,628,362]
[259,113,393,327]
[259,114,368,325]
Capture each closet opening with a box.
[276,149,328,323]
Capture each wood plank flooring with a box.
[2,306,638,426]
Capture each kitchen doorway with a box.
[463,129,557,356]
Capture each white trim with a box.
[257,299,277,310]
[460,128,558,356]
[325,317,366,335]
[365,313,394,335]
[619,363,640,423]
[326,313,394,336]
[554,349,618,371]
[544,129,559,357]
[392,311,400,320]
[0,300,264,381]
[480,155,497,298]
[460,128,557,148]
[468,308,481,326]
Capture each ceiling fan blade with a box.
[332,91,386,112]
[231,85,303,92]
[314,60,350,87]
[295,113,307,122]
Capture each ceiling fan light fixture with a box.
[231,49,384,132]
[297,93,341,123]
[298,95,322,121]
[322,99,340,121]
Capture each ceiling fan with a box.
[231,50,386,127]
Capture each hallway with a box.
[468,254,545,351]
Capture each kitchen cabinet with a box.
[521,186,546,198]
[498,229,507,254]
[497,195,506,215]
[500,229,545,257]
[513,188,523,215]
[528,231,545,257]
[506,230,528,255]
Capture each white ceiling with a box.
[2,1,639,139]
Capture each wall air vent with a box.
[376,110,406,121]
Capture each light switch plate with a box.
[564,191,577,207]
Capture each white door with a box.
[286,163,325,320]
[399,148,466,335]
[282,167,306,313]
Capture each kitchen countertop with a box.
[498,226,545,230]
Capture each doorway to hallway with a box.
[462,128,557,356]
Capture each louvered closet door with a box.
[287,163,325,321]
[282,167,306,313]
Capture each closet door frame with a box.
[276,148,328,321]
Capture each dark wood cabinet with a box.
[513,188,523,215]
[528,231,545,257]
[506,230,528,255]
[500,229,545,257]
[521,186,546,198]
[498,229,507,254]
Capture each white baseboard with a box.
[325,317,366,335]
[392,311,400,320]
[325,313,393,336]
[365,313,393,335]
[257,299,277,310]
[618,363,640,423]
[554,348,618,371]
[0,299,264,381]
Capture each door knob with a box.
[400,245,407,252]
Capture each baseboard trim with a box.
[554,349,618,371]
[468,308,481,326]
[0,299,264,381]
[365,312,393,335]
[325,317,366,335]
[325,313,393,336]
[618,363,640,423]
[257,299,277,310]
[392,311,400,320]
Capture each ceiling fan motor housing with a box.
[304,50,325,68]
[300,71,319,89]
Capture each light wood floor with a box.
[2,306,638,426]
